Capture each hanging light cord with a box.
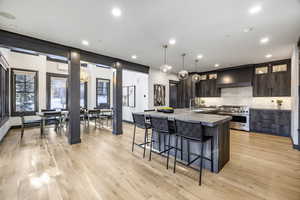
[163,45,167,65]
[195,59,198,72]
[182,53,186,70]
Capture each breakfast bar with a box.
[142,109,232,173]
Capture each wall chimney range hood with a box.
[216,65,253,88]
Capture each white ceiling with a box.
[0,0,300,72]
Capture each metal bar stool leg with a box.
[149,130,154,161]
[211,138,214,172]
[143,128,148,158]
[173,135,178,173]
[180,136,183,160]
[199,142,204,185]
[166,134,171,169]
[132,125,136,152]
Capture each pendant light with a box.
[178,53,188,80]
[191,59,200,82]
[160,45,172,73]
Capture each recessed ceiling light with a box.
[82,40,89,46]
[197,54,203,59]
[265,54,272,58]
[249,5,262,14]
[260,37,269,44]
[131,55,137,59]
[169,38,176,45]
[112,7,122,17]
[215,64,220,67]
[243,27,253,32]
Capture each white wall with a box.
[148,68,178,109]
[291,45,299,145]
[122,70,149,122]
[198,87,292,110]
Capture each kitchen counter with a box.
[250,107,291,111]
[140,109,231,173]
[142,109,232,127]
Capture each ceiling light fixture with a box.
[178,53,189,80]
[192,59,200,83]
[249,5,262,14]
[169,38,176,45]
[160,45,172,73]
[243,27,253,32]
[215,64,220,67]
[197,54,203,59]
[112,7,122,17]
[260,37,269,44]
[82,40,89,46]
[265,54,272,58]
[131,55,137,59]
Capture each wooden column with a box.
[112,62,123,135]
[68,49,81,144]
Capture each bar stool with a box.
[149,115,175,169]
[132,113,152,158]
[173,119,214,185]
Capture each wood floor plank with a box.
[0,123,299,200]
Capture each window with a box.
[80,82,87,108]
[11,69,38,116]
[0,64,9,125]
[96,78,110,109]
[47,73,68,110]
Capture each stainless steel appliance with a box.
[218,105,250,131]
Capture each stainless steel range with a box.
[218,105,250,131]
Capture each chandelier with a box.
[160,45,172,73]
[80,67,89,82]
[177,53,188,80]
[191,59,200,82]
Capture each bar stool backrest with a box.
[41,109,56,112]
[150,115,169,133]
[175,119,203,141]
[132,113,147,129]
[43,111,62,117]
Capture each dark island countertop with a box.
[140,109,232,127]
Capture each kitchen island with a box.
[142,109,232,173]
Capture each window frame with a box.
[46,72,69,110]
[96,78,110,109]
[11,68,39,116]
[80,82,88,109]
[0,64,9,126]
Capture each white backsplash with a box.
[198,86,291,110]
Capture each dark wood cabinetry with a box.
[253,59,291,97]
[195,73,220,97]
[250,109,291,137]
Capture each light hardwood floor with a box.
[0,123,299,200]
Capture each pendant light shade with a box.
[192,59,200,82]
[178,53,188,80]
[160,45,172,73]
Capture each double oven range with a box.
[217,105,250,131]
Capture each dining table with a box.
[36,110,69,135]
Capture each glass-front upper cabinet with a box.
[208,73,217,79]
[272,64,288,73]
[255,66,268,74]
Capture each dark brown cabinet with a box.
[195,73,220,97]
[253,59,291,97]
[250,109,291,137]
